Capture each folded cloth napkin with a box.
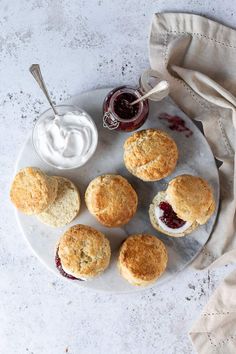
[189,269,236,353]
[149,12,236,270]
[149,12,236,353]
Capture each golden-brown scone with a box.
[37,177,80,227]
[149,191,198,237]
[10,167,58,215]
[123,129,178,181]
[166,175,215,224]
[118,234,168,286]
[85,174,138,227]
[58,224,111,279]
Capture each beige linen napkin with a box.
[189,269,236,353]
[149,13,236,353]
[149,12,236,269]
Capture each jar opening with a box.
[110,88,143,123]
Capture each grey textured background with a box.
[1,1,235,353]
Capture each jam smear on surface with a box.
[159,113,193,137]
[159,202,186,229]
[113,93,139,120]
[55,248,82,280]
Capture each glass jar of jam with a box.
[103,86,149,132]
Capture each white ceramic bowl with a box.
[32,104,98,170]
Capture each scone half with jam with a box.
[149,175,215,237]
[55,224,111,281]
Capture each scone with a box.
[123,129,178,181]
[85,174,138,227]
[118,234,168,286]
[37,177,80,227]
[149,175,215,237]
[56,224,111,280]
[10,167,58,215]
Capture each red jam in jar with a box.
[103,86,149,132]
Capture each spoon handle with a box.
[29,64,58,116]
[130,80,169,106]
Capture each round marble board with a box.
[15,88,219,293]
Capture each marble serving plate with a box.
[15,88,219,293]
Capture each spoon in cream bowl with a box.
[30,64,59,116]
[30,64,98,170]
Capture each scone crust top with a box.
[166,175,215,224]
[58,224,111,278]
[119,234,168,282]
[123,129,178,181]
[10,167,58,214]
[85,174,138,227]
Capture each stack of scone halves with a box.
[10,167,81,227]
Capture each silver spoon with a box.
[29,64,58,116]
[130,80,169,106]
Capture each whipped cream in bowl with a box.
[32,105,98,169]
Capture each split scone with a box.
[37,177,80,227]
[118,234,168,286]
[149,175,216,237]
[85,174,138,227]
[56,224,111,280]
[10,167,58,215]
[123,129,178,181]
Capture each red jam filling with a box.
[159,202,186,229]
[159,113,193,137]
[55,248,82,281]
[113,92,140,120]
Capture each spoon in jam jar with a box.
[29,64,59,116]
[129,80,169,106]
